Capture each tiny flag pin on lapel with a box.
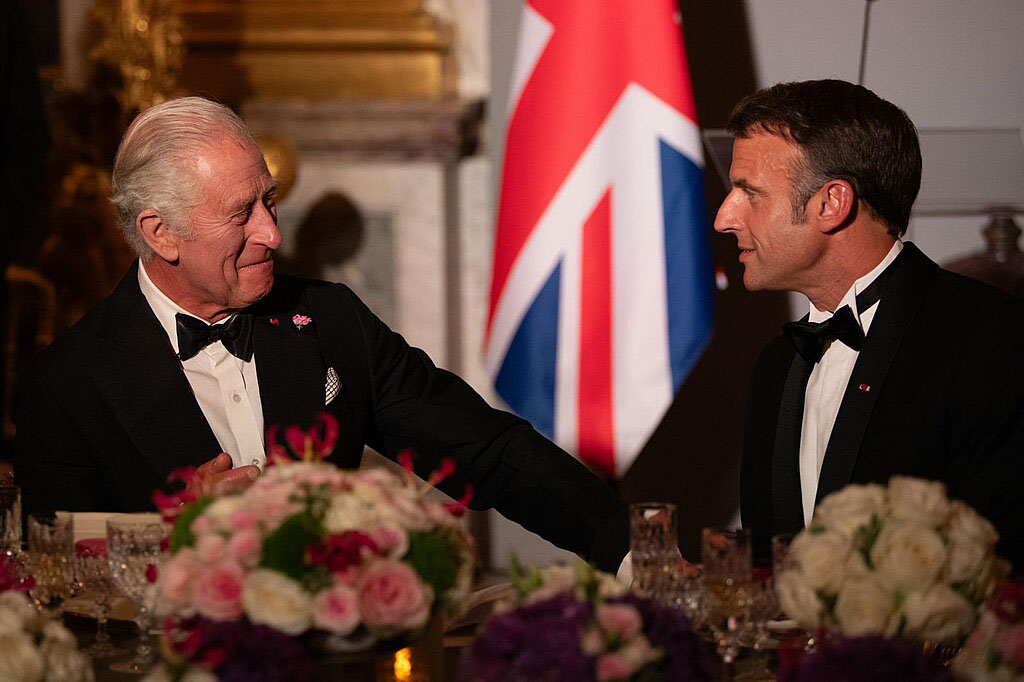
[858,383,871,392]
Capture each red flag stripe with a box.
[577,191,615,478]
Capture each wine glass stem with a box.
[96,612,110,644]
[136,605,152,664]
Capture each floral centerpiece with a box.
[777,634,954,682]
[147,414,474,681]
[0,554,94,682]
[460,560,713,681]
[776,476,1008,643]
[952,578,1024,681]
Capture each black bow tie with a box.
[175,313,254,362]
[783,305,864,363]
[782,267,891,364]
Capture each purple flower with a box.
[778,635,954,682]
[194,619,314,682]
[461,595,595,682]
[609,595,714,682]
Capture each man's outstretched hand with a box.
[185,453,260,498]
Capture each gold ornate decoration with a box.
[255,133,298,202]
[178,0,455,104]
[87,0,185,113]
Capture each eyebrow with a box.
[226,182,278,216]
[731,178,763,195]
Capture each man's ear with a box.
[137,209,180,262]
[810,179,855,233]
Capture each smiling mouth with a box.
[240,257,273,271]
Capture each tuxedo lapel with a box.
[816,244,939,502]
[772,352,813,535]
[89,266,222,480]
[253,305,326,432]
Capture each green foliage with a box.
[169,497,216,553]
[816,589,839,624]
[403,530,459,608]
[292,484,331,524]
[509,553,543,600]
[259,511,324,581]
[854,514,883,568]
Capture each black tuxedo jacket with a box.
[14,264,629,571]
[742,243,1024,565]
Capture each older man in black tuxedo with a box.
[714,80,1024,565]
[14,97,629,572]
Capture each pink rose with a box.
[596,653,633,681]
[229,510,258,531]
[357,560,432,631]
[196,533,227,562]
[160,548,200,607]
[1000,623,1024,668]
[313,584,361,635]
[191,515,214,536]
[596,604,643,639]
[370,525,409,558]
[227,529,262,566]
[194,560,245,621]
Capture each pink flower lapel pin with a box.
[292,314,312,331]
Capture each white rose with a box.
[947,538,989,584]
[788,530,850,593]
[870,521,946,592]
[0,591,38,634]
[41,620,77,648]
[0,633,45,682]
[323,495,372,534]
[844,550,871,579]
[40,640,94,682]
[203,496,246,527]
[242,569,314,635]
[834,578,898,636]
[902,585,975,642]
[888,476,952,527]
[811,484,886,538]
[946,501,998,549]
[775,570,824,628]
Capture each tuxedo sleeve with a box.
[946,298,1024,567]
[336,286,629,572]
[13,357,109,514]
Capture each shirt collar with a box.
[138,260,233,355]
[808,240,903,324]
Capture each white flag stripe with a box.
[554,238,581,452]
[509,5,554,117]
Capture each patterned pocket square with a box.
[325,367,341,405]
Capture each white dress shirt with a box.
[797,241,903,524]
[138,263,266,469]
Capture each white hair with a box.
[110,97,260,260]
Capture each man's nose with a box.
[713,191,739,234]
[251,203,282,249]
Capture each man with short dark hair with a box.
[14,97,630,573]
[715,80,1024,564]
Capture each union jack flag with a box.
[485,0,713,478]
